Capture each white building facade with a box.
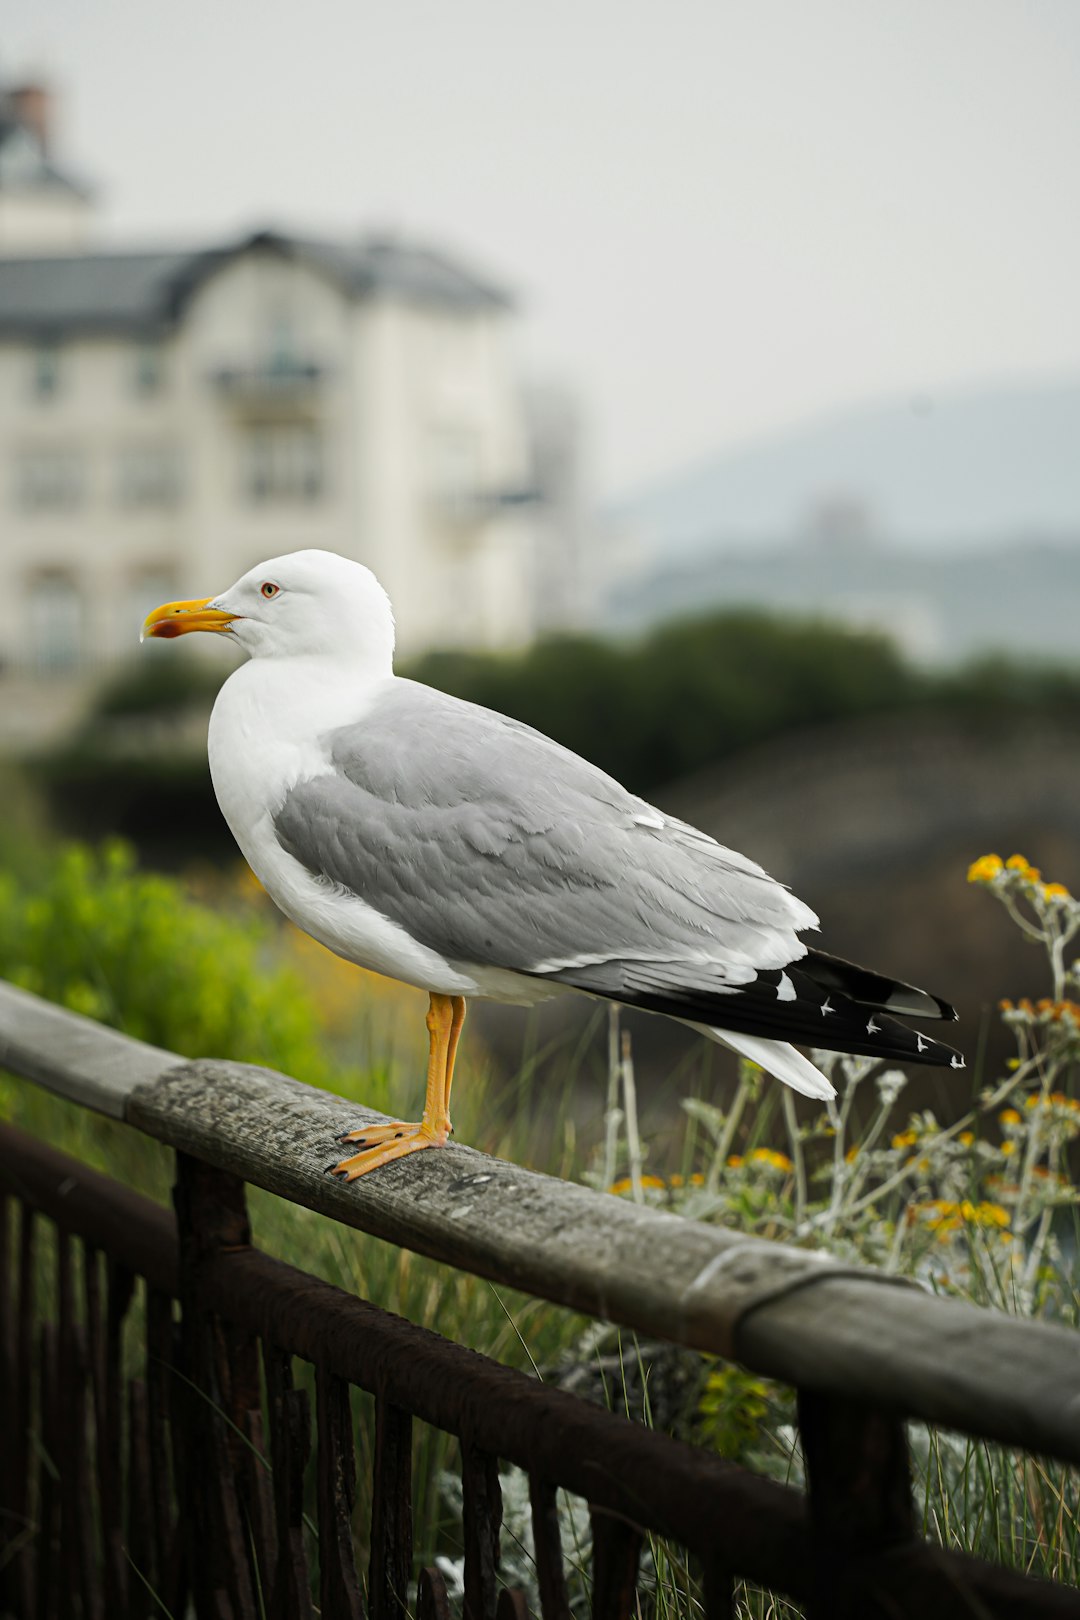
[0,231,541,673]
[0,84,579,742]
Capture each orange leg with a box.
[443,994,466,1118]
[330,994,467,1181]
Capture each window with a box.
[116,444,182,508]
[133,343,164,397]
[265,311,296,375]
[28,574,82,672]
[241,424,323,503]
[430,424,481,520]
[17,448,83,511]
[31,344,60,401]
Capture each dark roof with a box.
[0,228,511,338]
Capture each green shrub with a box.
[92,652,226,719]
[0,839,335,1082]
[407,612,916,794]
[0,837,380,1199]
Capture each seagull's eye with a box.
[260,582,281,599]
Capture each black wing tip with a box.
[806,949,957,1024]
[904,1032,966,1069]
[888,988,959,1023]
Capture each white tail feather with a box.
[703,1027,836,1100]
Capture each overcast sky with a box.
[4,0,1079,496]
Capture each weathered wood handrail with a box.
[2,975,1079,1469]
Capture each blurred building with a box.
[0,82,94,254]
[0,81,586,743]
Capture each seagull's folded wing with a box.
[273,680,961,1069]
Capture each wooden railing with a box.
[1,977,1078,1619]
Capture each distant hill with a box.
[611,377,1080,558]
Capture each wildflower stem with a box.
[602,1004,623,1192]
[621,1029,645,1204]
[818,1062,859,1236]
[1020,1164,1058,1314]
[999,893,1047,946]
[813,1056,1043,1229]
[845,1084,901,1211]
[1014,1081,1050,1235]
[781,1088,807,1226]
[885,1203,909,1273]
[707,1069,751,1193]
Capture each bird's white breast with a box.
[206,660,532,999]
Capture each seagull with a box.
[142,549,961,1180]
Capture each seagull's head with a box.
[141,549,396,669]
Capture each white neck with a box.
[215,653,391,749]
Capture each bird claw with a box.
[335,1120,425,1150]
[326,1117,452,1181]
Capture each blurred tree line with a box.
[21,608,1080,862]
[411,614,913,790]
[411,612,1080,791]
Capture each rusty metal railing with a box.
[1,978,1079,1619]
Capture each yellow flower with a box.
[1041,882,1071,901]
[1020,1091,1074,1111]
[844,1145,859,1163]
[958,1130,974,1147]
[1005,854,1040,881]
[727,1154,744,1169]
[914,1199,956,1232]
[917,1198,1010,1233]
[968,854,1003,884]
[1000,1140,1017,1156]
[999,1108,1021,1127]
[608,1173,666,1195]
[749,1147,793,1173]
[892,1129,918,1149]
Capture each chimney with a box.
[9,84,51,155]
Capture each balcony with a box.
[210,358,327,405]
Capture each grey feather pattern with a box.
[272,679,816,980]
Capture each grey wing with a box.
[272,680,817,991]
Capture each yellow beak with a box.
[141,596,238,642]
